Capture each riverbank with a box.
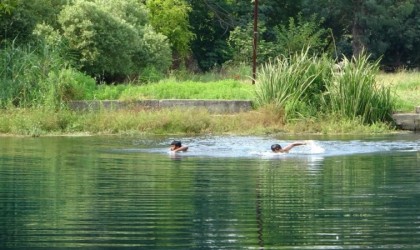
[0,71,418,137]
[0,106,398,137]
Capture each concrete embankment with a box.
[68,99,253,113]
[392,106,420,131]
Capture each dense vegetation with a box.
[0,0,419,135]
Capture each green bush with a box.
[273,14,331,56]
[255,50,394,124]
[136,25,172,73]
[0,39,97,109]
[139,65,165,84]
[323,54,394,124]
[254,49,326,118]
[58,1,138,79]
[0,40,68,108]
[58,0,171,82]
[42,68,96,108]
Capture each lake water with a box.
[1,134,419,249]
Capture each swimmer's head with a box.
[170,140,182,150]
[271,144,282,152]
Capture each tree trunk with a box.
[351,0,365,57]
[352,18,365,57]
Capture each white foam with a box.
[305,140,325,154]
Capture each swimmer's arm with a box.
[282,142,306,153]
[173,146,188,152]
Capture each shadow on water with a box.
[0,134,419,249]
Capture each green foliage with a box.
[135,25,172,73]
[94,84,127,100]
[93,80,253,100]
[228,14,331,66]
[228,23,275,64]
[173,62,251,82]
[254,49,328,119]
[0,40,66,108]
[58,0,171,82]
[187,0,235,71]
[58,1,138,78]
[323,54,394,124]
[146,0,194,58]
[139,65,165,84]
[255,50,394,124]
[0,40,96,109]
[365,0,420,68]
[0,0,67,44]
[0,0,37,44]
[0,0,17,16]
[302,0,420,68]
[273,14,331,56]
[42,68,96,108]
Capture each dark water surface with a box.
[1,134,419,249]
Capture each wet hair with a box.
[271,144,282,152]
[171,140,182,147]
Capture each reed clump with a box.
[325,54,393,124]
[255,49,331,119]
[0,41,96,109]
[255,51,395,125]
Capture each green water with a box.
[0,135,419,249]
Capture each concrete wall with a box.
[392,106,420,131]
[68,99,253,113]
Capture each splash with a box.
[121,135,420,159]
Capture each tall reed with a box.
[323,54,394,124]
[0,40,77,109]
[254,49,331,118]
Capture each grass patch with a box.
[377,71,420,112]
[94,79,254,100]
[0,106,396,136]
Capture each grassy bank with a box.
[1,44,418,137]
[0,69,418,136]
[0,106,394,137]
[93,79,254,101]
[89,72,418,113]
[1,70,418,136]
[377,71,420,112]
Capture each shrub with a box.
[58,1,138,79]
[139,65,165,84]
[323,54,394,124]
[255,50,394,124]
[254,49,327,118]
[58,0,171,82]
[273,14,331,56]
[134,25,172,73]
[0,40,69,108]
[42,68,96,108]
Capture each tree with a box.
[302,0,420,68]
[364,0,420,68]
[188,0,305,71]
[58,0,171,82]
[146,0,194,64]
[0,0,67,44]
[187,0,236,71]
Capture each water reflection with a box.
[0,134,419,249]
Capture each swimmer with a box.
[271,141,306,153]
[170,140,188,152]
